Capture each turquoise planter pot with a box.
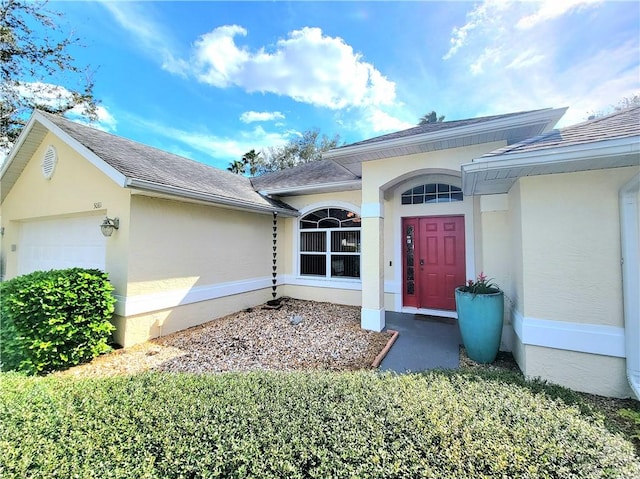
[455,288,504,364]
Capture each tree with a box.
[226,159,246,174]
[257,128,341,174]
[242,149,261,176]
[1,0,99,157]
[227,149,262,175]
[587,94,640,120]
[418,111,445,125]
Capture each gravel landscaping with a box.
[55,297,394,378]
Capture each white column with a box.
[360,199,385,331]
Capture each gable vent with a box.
[41,145,57,179]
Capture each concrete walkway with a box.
[379,311,461,373]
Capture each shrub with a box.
[0,268,116,374]
[619,408,640,440]
[0,371,638,478]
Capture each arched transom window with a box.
[401,183,463,205]
[299,208,361,278]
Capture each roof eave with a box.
[461,136,640,195]
[257,179,362,196]
[1,111,128,204]
[127,178,299,216]
[324,107,568,163]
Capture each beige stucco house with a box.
[1,106,638,398]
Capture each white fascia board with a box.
[30,112,128,187]
[465,136,639,172]
[127,178,298,217]
[258,179,362,196]
[324,107,567,162]
[462,136,640,194]
[0,114,41,179]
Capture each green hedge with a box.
[0,268,116,374]
[1,371,638,478]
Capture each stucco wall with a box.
[477,194,513,350]
[524,345,632,398]
[112,288,272,347]
[127,195,273,295]
[360,142,507,203]
[519,167,636,326]
[0,132,131,293]
[509,166,638,398]
[105,195,279,345]
[280,284,361,306]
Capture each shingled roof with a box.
[462,105,640,195]
[481,105,640,158]
[336,108,554,149]
[252,107,567,191]
[1,111,296,215]
[251,159,359,193]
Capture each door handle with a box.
[420,259,425,266]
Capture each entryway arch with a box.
[384,169,476,317]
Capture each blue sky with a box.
[41,0,640,170]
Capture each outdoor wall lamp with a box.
[100,217,119,237]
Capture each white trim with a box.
[512,311,625,358]
[401,307,458,319]
[361,307,385,331]
[128,179,297,217]
[297,201,362,217]
[620,172,640,398]
[258,180,361,196]
[467,136,639,170]
[462,136,640,195]
[361,202,383,218]
[324,108,567,160]
[114,276,277,317]
[33,112,128,187]
[282,274,362,290]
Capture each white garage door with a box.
[18,214,107,275]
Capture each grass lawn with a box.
[1,368,639,478]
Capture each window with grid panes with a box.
[401,183,463,204]
[299,208,361,278]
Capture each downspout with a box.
[620,173,640,399]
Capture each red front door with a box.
[402,216,466,310]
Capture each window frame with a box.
[297,207,361,280]
[401,183,463,205]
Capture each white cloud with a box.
[505,51,545,71]
[100,2,188,76]
[136,118,293,168]
[191,26,397,110]
[516,0,603,29]
[441,0,639,125]
[240,111,285,123]
[102,3,398,112]
[194,25,250,86]
[443,0,510,60]
[69,105,118,132]
[15,82,117,132]
[364,108,415,133]
[470,47,503,76]
[443,0,602,68]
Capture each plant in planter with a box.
[455,273,504,364]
